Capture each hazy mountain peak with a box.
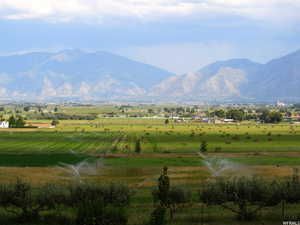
[0,49,300,102]
[0,49,174,100]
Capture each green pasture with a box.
[0,119,299,156]
[0,153,300,167]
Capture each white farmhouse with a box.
[0,121,9,128]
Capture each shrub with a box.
[36,182,69,209]
[214,147,222,152]
[199,177,282,220]
[150,206,166,225]
[153,186,191,207]
[76,199,128,225]
[232,135,240,141]
[51,120,59,126]
[42,212,73,225]
[68,183,131,207]
[0,179,68,221]
[281,169,300,204]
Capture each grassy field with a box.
[0,118,300,224]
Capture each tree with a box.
[199,177,282,220]
[23,106,30,112]
[226,109,245,121]
[148,109,154,114]
[214,109,225,118]
[0,179,68,221]
[8,115,16,128]
[150,166,169,225]
[200,141,208,153]
[260,110,283,123]
[164,119,169,125]
[51,120,59,126]
[152,167,191,221]
[8,115,26,128]
[15,116,26,128]
[286,111,292,117]
[134,139,142,153]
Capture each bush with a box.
[168,186,192,206]
[0,179,68,221]
[8,115,26,128]
[51,120,59,126]
[36,183,69,209]
[152,185,191,219]
[76,198,128,225]
[150,206,166,225]
[42,212,73,225]
[214,147,222,152]
[199,177,282,220]
[68,183,131,207]
[281,169,300,204]
[70,183,131,225]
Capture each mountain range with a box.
[0,49,300,102]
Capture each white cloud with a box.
[0,0,299,23]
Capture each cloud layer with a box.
[0,0,299,24]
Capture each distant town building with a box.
[223,119,234,123]
[0,121,9,128]
[276,100,286,107]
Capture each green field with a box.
[1,121,300,154]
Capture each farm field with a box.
[1,118,300,225]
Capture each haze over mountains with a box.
[0,49,299,102]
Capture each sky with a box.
[0,0,300,74]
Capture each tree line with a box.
[26,113,97,120]
[209,109,283,123]
[1,168,300,224]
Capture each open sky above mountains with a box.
[0,0,300,74]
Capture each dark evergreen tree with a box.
[200,140,208,153]
[134,139,142,153]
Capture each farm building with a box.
[0,121,9,128]
[223,119,234,123]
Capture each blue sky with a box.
[0,0,299,74]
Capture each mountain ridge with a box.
[0,49,300,102]
[0,50,175,100]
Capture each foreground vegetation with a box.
[1,169,300,225]
[0,103,300,224]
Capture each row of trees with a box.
[200,171,300,221]
[0,180,131,225]
[26,113,97,120]
[209,109,283,123]
[1,169,300,224]
[151,167,300,224]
